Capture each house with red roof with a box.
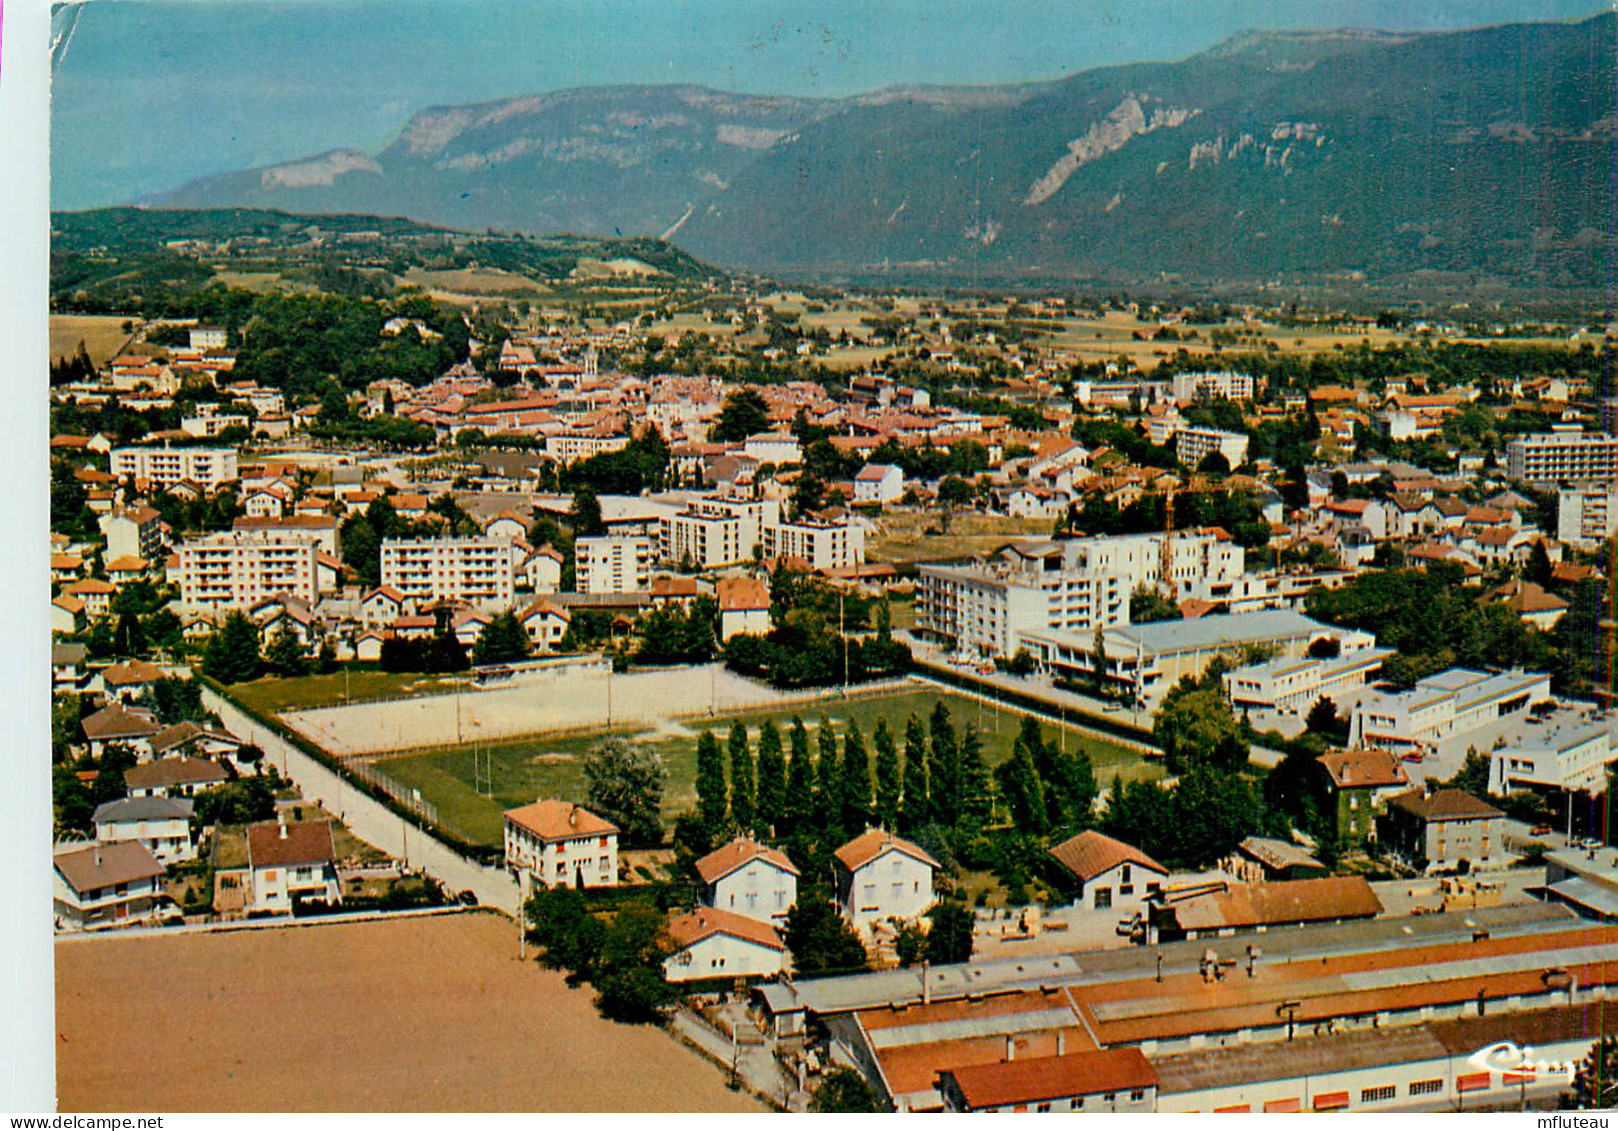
[662,906,789,983]
[695,836,799,925]
[1048,830,1169,918]
[503,800,618,889]
[834,829,940,928]
[246,818,340,914]
[716,575,771,641]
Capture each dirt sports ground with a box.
[55,912,765,1112]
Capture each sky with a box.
[50,0,1613,210]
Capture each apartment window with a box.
[1361,1086,1396,1103]
[1094,887,1112,910]
[1130,1091,1146,1102]
[1036,1104,1051,1113]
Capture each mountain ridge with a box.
[145,13,1617,289]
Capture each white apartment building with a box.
[178,532,319,608]
[1556,483,1618,549]
[916,533,1246,661]
[1175,426,1250,468]
[1505,428,1618,485]
[99,505,163,561]
[1224,647,1395,715]
[110,446,239,489]
[917,544,1130,660]
[189,326,228,350]
[1349,668,1554,754]
[661,496,781,568]
[761,516,865,570]
[380,536,520,607]
[545,433,631,462]
[575,535,653,595]
[1171,371,1256,404]
[179,404,250,438]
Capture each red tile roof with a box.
[1318,748,1409,790]
[694,837,799,885]
[716,576,770,612]
[504,800,617,842]
[942,1048,1157,1109]
[666,906,786,953]
[1048,830,1166,882]
[834,829,940,873]
[1170,876,1382,932]
[1388,788,1504,822]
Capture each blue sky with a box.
[50,0,1611,209]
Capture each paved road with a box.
[203,687,520,914]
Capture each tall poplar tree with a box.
[873,718,901,831]
[755,720,787,836]
[840,720,871,834]
[694,729,727,842]
[900,714,930,834]
[814,717,841,836]
[928,701,959,827]
[784,715,814,836]
[728,721,755,834]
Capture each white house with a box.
[695,836,799,925]
[1048,831,1168,919]
[503,800,619,888]
[524,547,564,593]
[833,829,939,928]
[93,796,196,864]
[663,906,790,983]
[853,464,905,505]
[246,818,341,914]
[716,576,772,641]
[518,600,571,652]
[360,586,411,626]
[52,840,169,931]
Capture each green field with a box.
[229,670,465,715]
[376,687,1161,845]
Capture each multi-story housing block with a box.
[380,536,520,607]
[661,496,780,568]
[575,535,653,595]
[110,446,238,489]
[1555,483,1618,548]
[178,532,319,608]
[1171,371,1257,404]
[1175,426,1250,468]
[761,515,865,571]
[1505,428,1618,485]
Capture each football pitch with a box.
[373,684,1162,846]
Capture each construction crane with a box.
[1159,485,1178,600]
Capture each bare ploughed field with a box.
[55,912,763,1112]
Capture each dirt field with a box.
[48,314,135,367]
[55,912,764,1112]
[869,510,1055,562]
[282,662,793,756]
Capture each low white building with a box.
[695,836,799,925]
[503,800,619,889]
[1350,668,1554,755]
[1048,831,1168,918]
[246,818,341,914]
[716,576,772,641]
[1175,426,1249,468]
[381,536,522,608]
[1223,647,1395,716]
[110,445,238,489]
[663,906,790,983]
[1487,703,1615,794]
[92,796,195,865]
[834,829,939,929]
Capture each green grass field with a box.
[376,687,1160,845]
[228,670,465,715]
